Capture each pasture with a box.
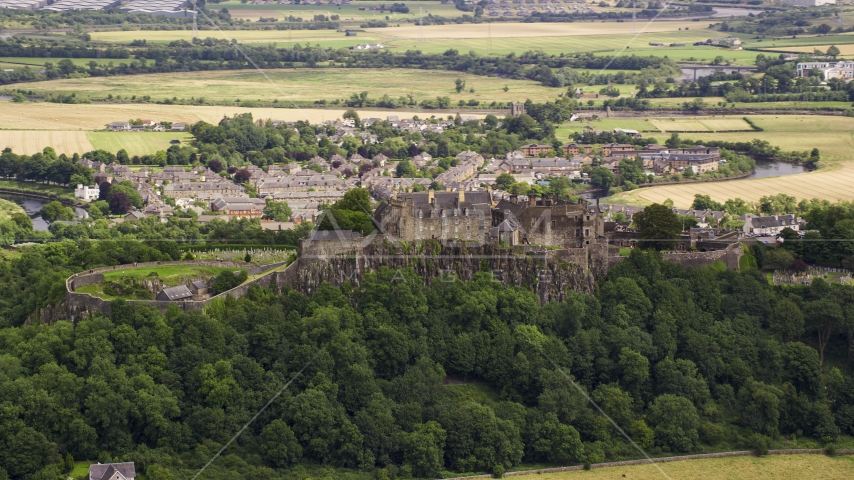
[648,117,754,132]
[606,115,854,208]
[765,45,854,56]
[11,68,559,104]
[87,132,195,156]
[513,454,854,480]
[0,130,92,155]
[218,0,467,21]
[88,28,384,47]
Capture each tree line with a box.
[0,248,853,479]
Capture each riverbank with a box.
[0,197,25,222]
[0,179,83,207]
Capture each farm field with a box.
[513,454,854,480]
[87,132,195,156]
[382,30,722,56]
[606,115,854,208]
[219,0,467,21]
[371,21,707,40]
[753,33,854,48]
[11,68,558,104]
[0,57,126,67]
[557,118,661,136]
[88,28,384,47]
[591,46,761,65]
[648,117,754,132]
[765,45,854,55]
[0,130,92,155]
[0,101,482,132]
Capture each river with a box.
[583,159,806,201]
[0,193,88,231]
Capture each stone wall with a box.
[663,242,743,270]
[65,260,297,322]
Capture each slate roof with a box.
[158,285,193,301]
[395,191,492,218]
[89,462,135,480]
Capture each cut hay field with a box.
[88,28,384,47]
[11,68,558,104]
[87,132,195,156]
[381,29,720,56]
[0,130,92,155]
[0,100,480,132]
[606,115,854,208]
[513,454,854,480]
[649,117,754,132]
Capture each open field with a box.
[0,130,92,155]
[87,132,195,156]
[0,101,482,132]
[765,44,854,55]
[513,454,854,480]
[88,28,384,46]
[648,117,754,132]
[607,115,854,208]
[0,57,126,67]
[372,21,708,40]
[9,68,558,104]
[220,0,467,21]
[753,33,854,48]
[557,118,660,137]
[591,45,761,65]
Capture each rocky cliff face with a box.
[291,241,611,303]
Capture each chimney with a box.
[428,188,435,206]
[392,186,398,200]
[458,189,465,204]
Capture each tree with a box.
[207,159,223,173]
[455,78,466,93]
[107,182,143,208]
[343,109,361,128]
[234,169,251,183]
[589,167,615,189]
[109,192,132,215]
[210,270,248,295]
[646,394,700,452]
[401,422,446,478]
[783,341,823,397]
[263,201,293,221]
[804,296,843,363]
[665,132,680,148]
[39,201,74,223]
[691,194,724,211]
[260,420,302,467]
[771,298,804,343]
[495,173,516,191]
[634,203,682,251]
[827,45,840,57]
[737,381,782,436]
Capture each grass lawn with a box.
[0,197,25,222]
[619,247,633,256]
[13,68,562,104]
[648,117,753,132]
[87,132,195,156]
[556,118,661,138]
[0,179,75,201]
[607,114,854,208]
[69,461,92,479]
[512,454,854,479]
[75,265,244,300]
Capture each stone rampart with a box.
[65,260,297,322]
[663,242,743,270]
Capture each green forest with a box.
[2,247,854,479]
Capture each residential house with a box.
[171,122,187,131]
[521,143,553,157]
[89,462,136,480]
[75,184,100,201]
[210,197,266,218]
[742,214,800,235]
[109,122,130,132]
[601,143,636,156]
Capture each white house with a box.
[75,184,100,202]
[796,60,854,79]
[89,462,135,480]
[742,214,800,235]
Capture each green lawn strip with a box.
[0,197,25,222]
[0,179,76,201]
